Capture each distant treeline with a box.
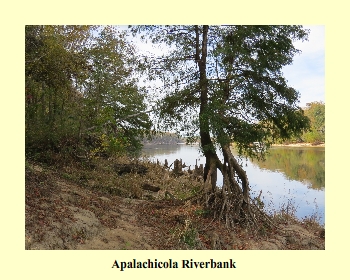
[142,132,185,145]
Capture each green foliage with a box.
[273,101,325,144]
[302,102,325,143]
[131,25,310,159]
[194,209,210,217]
[181,227,198,249]
[25,25,152,160]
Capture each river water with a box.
[142,144,325,225]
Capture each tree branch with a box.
[85,109,154,132]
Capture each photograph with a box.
[25,25,325,250]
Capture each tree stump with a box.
[194,163,204,177]
[173,159,183,175]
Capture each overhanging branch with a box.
[85,109,154,132]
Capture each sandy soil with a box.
[25,162,325,250]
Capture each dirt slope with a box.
[25,164,155,250]
[25,162,325,250]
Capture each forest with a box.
[25,25,152,161]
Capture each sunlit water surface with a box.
[142,144,325,225]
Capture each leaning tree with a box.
[131,25,310,228]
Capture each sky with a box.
[282,25,325,108]
[124,25,325,108]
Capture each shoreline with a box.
[144,142,325,148]
[25,158,325,250]
[271,143,325,148]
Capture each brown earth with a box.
[25,161,325,250]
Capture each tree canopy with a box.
[25,25,151,160]
[131,25,311,227]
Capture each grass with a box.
[182,227,199,249]
[122,241,132,250]
[28,153,204,204]
[26,152,325,250]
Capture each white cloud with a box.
[294,25,325,55]
[283,25,325,107]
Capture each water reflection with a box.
[142,144,204,167]
[142,144,325,224]
[249,147,325,190]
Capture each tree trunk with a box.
[194,25,256,228]
[196,25,218,190]
[198,143,255,228]
[221,144,250,207]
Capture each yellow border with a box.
[2,1,345,279]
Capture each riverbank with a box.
[272,142,325,147]
[25,155,325,250]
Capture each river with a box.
[142,144,325,225]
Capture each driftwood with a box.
[114,163,148,175]
[141,183,160,192]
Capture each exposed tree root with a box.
[158,144,302,234]
[194,189,261,230]
[185,143,278,232]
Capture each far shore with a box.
[144,142,325,148]
[272,143,325,148]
